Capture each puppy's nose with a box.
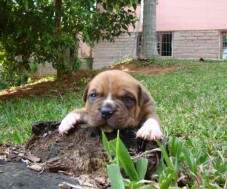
[100,105,115,120]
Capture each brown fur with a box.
[71,70,159,132]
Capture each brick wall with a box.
[93,33,139,69]
[173,30,220,59]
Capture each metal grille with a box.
[157,32,172,56]
[222,33,227,59]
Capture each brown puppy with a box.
[58,70,163,140]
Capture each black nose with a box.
[100,105,115,120]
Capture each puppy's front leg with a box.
[58,108,88,134]
[136,94,163,140]
[136,116,163,140]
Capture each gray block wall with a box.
[93,30,222,69]
[173,30,221,59]
[93,33,139,69]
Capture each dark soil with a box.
[0,122,161,189]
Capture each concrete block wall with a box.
[173,30,220,59]
[35,63,56,77]
[93,33,139,69]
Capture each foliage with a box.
[0,60,226,188]
[102,131,153,189]
[102,131,226,189]
[0,0,138,84]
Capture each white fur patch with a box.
[103,93,115,106]
[58,112,80,134]
[136,118,163,140]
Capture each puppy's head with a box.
[83,70,149,130]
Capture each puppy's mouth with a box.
[102,114,131,129]
[105,119,119,128]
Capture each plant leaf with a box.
[101,131,112,160]
[158,142,174,171]
[116,131,139,181]
[135,158,148,180]
[159,170,175,189]
[107,163,125,189]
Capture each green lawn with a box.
[0,60,226,188]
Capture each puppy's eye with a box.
[88,92,97,102]
[90,92,96,98]
[122,96,135,108]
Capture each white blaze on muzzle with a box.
[102,93,115,107]
[101,93,117,119]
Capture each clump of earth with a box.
[0,121,160,189]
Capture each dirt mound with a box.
[0,122,161,188]
[27,124,108,178]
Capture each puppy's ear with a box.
[137,85,150,107]
[83,83,90,102]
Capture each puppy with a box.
[58,70,163,140]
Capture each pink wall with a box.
[156,0,227,31]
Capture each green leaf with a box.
[158,142,175,171]
[101,131,112,160]
[169,137,183,159]
[101,131,109,151]
[182,148,197,174]
[109,139,117,156]
[135,158,148,180]
[116,131,139,181]
[157,141,178,188]
[107,163,125,189]
[159,170,175,189]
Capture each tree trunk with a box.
[54,0,65,78]
[55,0,62,36]
[141,0,158,59]
[70,38,79,70]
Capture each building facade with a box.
[156,0,227,60]
[92,0,227,69]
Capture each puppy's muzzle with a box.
[100,104,116,120]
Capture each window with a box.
[157,32,172,56]
[222,33,227,59]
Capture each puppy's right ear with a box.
[137,85,150,107]
[83,83,89,102]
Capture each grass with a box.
[0,59,226,188]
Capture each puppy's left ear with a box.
[137,85,150,107]
[83,83,90,102]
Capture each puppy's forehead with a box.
[88,70,139,95]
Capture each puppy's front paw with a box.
[136,118,163,140]
[58,112,81,135]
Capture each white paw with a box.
[58,112,81,135]
[136,118,163,140]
